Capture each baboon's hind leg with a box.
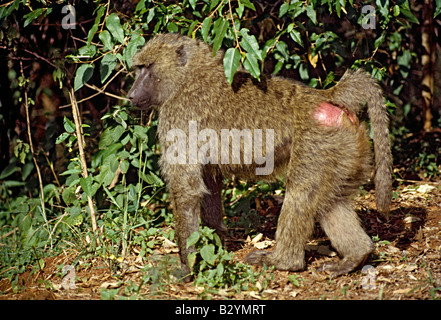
[201,167,227,238]
[244,182,316,271]
[318,201,374,276]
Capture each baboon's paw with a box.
[244,250,269,265]
[245,250,305,272]
[318,256,367,277]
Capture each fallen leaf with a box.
[100,281,121,289]
[251,233,263,244]
[393,288,412,294]
[254,240,275,249]
[404,215,421,223]
[417,184,435,194]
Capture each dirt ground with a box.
[0,181,440,300]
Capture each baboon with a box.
[128,33,392,277]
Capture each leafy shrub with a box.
[187,226,259,291]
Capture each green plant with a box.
[0,0,437,299]
[415,152,439,178]
[288,274,304,287]
[186,226,258,291]
[57,103,168,257]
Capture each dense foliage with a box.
[0,0,439,294]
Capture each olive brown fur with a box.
[128,33,393,278]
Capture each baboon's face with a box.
[128,64,161,109]
[128,39,190,110]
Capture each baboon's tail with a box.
[329,69,392,214]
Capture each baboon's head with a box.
[128,33,201,109]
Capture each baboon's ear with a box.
[176,44,188,66]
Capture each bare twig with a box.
[228,0,242,52]
[22,48,57,69]
[85,83,130,101]
[60,68,128,109]
[69,88,98,236]
[20,60,53,249]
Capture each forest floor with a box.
[1,180,440,301]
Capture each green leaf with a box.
[388,31,402,51]
[100,54,118,84]
[223,48,241,85]
[201,17,212,42]
[289,274,301,287]
[374,32,386,49]
[78,45,97,58]
[23,8,44,28]
[243,53,260,80]
[200,244,217,265]
[212,18,229,56]
[187,20,199,36]
[135,0,146,12]
[187,231,200,248]
[236,1,245,18]
[120,159,129,174]
[105,13,125,44]
[275,41,289,61]
[213,232,223,248]
[0,163,16,180]
[63,116,76,133]
[305,4,317,24]
[99,31,114,51]
[335,0,341,17]
[61,186,76,205]
[60,168,82,176]
[64,210,83,226]
[279,3,289,17]
[146,8,156,24]
[167,22,179,33]
[124,33,145,68]
[56,132,70,144]
[100,144,123,166]
[398,49,411,67]
[74,64,94,92]
[80,175,93,197]
[87,6,105,46]
[99,126,125,149]
[289,29,303,47]
[187,252,197,270]
[216,262,224,278]
[239,29,262,60]
[299,63,309,81]
[240,0,256,11]
[0,0,19,20]
[376,0,390,22]
[38,258,45,271]
[22,162,33,181]
[399,7,419,24]
[209,0,221,11]
[133,125,148,140]
[189,0,197,10]
[435,0,441,17]
[393,5,400,17]
[118,150,130,160]
[140,172,154,184]
[103,187,121,209]
[95,163,114,186]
